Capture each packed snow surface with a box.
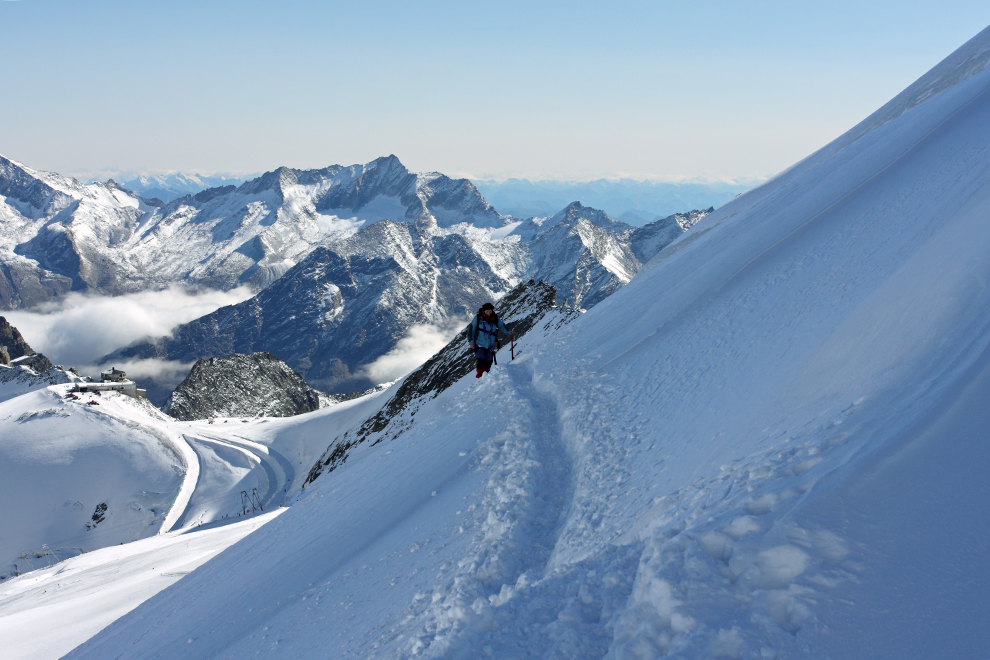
[0,378,388,579]
[0,510,281,660]
[30,25,989,660]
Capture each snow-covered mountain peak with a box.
[510,201,630,241]
[0,155,517,309]
[0,154,141,220]
[552,200,629,230]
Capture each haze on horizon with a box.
[1,0,989,183]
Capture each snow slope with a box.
[55,24,990,660]
[0,373,388,590]
[0,362,80,403]
[0,386,188,579]
[0,510,281,660]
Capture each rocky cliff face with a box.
[0,315,54,372]
[0,316,35,360]
[0,155,505,309]
[106,216,523,394]
[162,352,327,421]
[10,353,53,373]
[305,279,578,484]
[0,317,80,401]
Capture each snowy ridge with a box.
[0,362,81,403]
[306,280,576,483]
[827,23,990,157]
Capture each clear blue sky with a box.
[1,0,988,182]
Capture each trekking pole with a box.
[511,334,515,360]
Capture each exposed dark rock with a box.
[0,316,34,359]
[12,353,53,373]
[194,185,237,203]
[86,503,108,530]
[305,280,576,484]
[627,213,686,265]
[0,346,9,366]
[163,352,326,421]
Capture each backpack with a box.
[473,310,501,349]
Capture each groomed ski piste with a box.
[3,24,990,660]
[0,372,389,659]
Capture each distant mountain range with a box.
[472,177,756,226]
[0,154,502,309]
[1,153,711,397]
[113,172,744,225]
[115,173,251,203]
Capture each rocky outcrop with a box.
[305,280,578,484]
[0,316,35,360]
[11,353,53,374]
[162,352,326,421]
[0,316,55,374]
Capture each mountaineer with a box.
[468,302,512,378]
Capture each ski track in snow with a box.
[172,430,297,528]
[506,362,574,577]
[389,361,643,660]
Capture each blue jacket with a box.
[468,313,510,350]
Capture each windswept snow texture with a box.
[63,24,990,660]
[0,362,80,403]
